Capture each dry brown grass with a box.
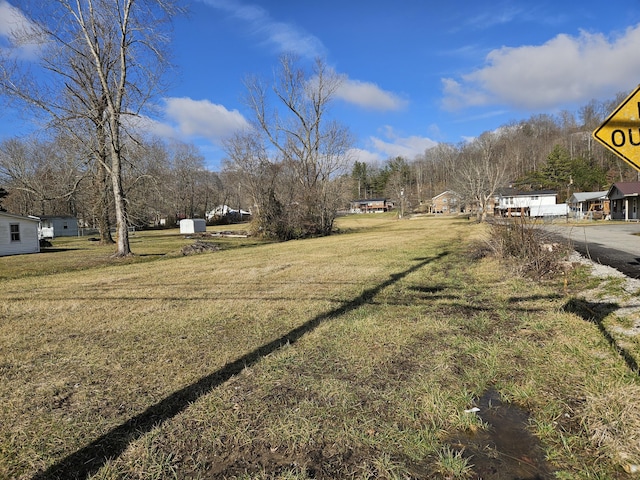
[1,215,639,479]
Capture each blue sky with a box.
[3,0,640,170]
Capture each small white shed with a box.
[179,218,207,234]
[38,216,79,239]
[0,212,41,256]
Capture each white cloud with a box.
[336,79,408,111]
[0,1,22,36]
[128,115,178,140]
[369,126,437,160]
[164,97,250,140]
[348,147,383,164]
[198,0,325,58]
[465,5,525,30]
[0,1,42,59]
[442,24,640,111]
[130,97,249,145]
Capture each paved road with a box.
[543,223,640,278]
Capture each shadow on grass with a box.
[564,298,639,374]
[38,248,79,253]
[508,293,564,303]
[33,252,448,480]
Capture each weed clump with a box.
[483,217,570,280]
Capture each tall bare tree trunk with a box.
[95,153,114,245]
[94,117,114,244]
[108,115,131,256]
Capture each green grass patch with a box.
[1,215,638,479]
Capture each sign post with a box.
[593,84,640,172]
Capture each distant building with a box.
[430,191,462,215]
[349,198,393,213]
[495,189,558,217]
[38,216,79,239]
[206,205,251,221]
[607,182,640,221]
[567,191,609,220]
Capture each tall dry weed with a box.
[485,217,569,280]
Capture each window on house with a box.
[10,223,20,242]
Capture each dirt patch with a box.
[448,389,554,479]
[194,441,367,479]
[180,241,221,255]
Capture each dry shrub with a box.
[485,217,569,280]
[581,384,640,470]
[180,241,221,255]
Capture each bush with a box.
[485,217,569,280]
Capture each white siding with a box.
[0,213,40,256]
[39,216,79,238]
[500,195,556,209]
[530,203,568,217]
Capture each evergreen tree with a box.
[570,156,608,192]
[540,145,572,192]
[351,161,370,199]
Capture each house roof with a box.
[0,211,40,222]
[498,188,557,197]
[568,191,608,203]
[608,182,640,196]
[431,190,461,200]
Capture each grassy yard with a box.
[1,215,639,479]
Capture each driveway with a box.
[543,223,640,278]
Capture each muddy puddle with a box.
[448,389,553,479]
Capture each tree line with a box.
[0,135,228,230]
[3,89,630,233]
[0,2,637,255]
[349,95,637,221]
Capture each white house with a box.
[496,189,558,217]
[0,212,40,256]
[38,215,79,239]
[206,205,251,220]
[179,218,207,234]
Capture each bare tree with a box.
[383,157,411,218]
[168,142,209,219]
[0,136,85,215]
[224,131,271,216]
[417,143,458,199]
[453,132,509,222]
[240,55,353,239]
[0,0,180,255]
[223,130,295,237]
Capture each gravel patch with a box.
[569,251,640,336]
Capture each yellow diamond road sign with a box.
[593,84,640,172]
